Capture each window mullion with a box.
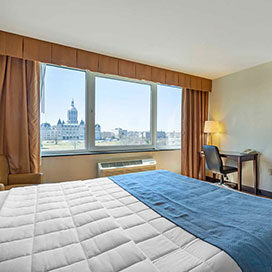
[90,73,96,150]
[86,71,95,151]
[151,83,157,148]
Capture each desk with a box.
[200,151,259,194]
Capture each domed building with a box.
[67,99,78,124]
[40,100,85,142]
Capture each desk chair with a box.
[202,145,238,185]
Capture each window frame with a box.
[90,72,155,152]
[40,64,88,156]
[156,84,182,150]
[41,64,181,156]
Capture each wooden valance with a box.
[0,30,212,91]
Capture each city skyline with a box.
[40,98,181,150]
[41,98,181,133]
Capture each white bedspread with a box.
[0,177,241,272]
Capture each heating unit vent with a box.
[98,158,156,177]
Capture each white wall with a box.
[41,150,181,183]
[210,61,272,191]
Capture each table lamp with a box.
[204,121,220,145]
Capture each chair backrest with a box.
[0,154,9,186]
[202,145,223,174]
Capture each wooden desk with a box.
[200,151,259,194]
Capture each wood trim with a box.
[119,59,136,78]
[191,75,202,90]
[0,30,212,91]
[98,55,119,75]
[51,43,77,67]
[151,67,166,84]
[0,31,4,54]
[77,49,99,71]
[0,31,23,58]
[202,78,212,91]
[165,70,179,86]
[179,73,191,88]
[135,63,152,81]
[23,37,51,63]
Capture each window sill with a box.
[41,147,181,158]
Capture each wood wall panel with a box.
[0,31,5,55]
[24,37,51,63]
[178,73,185,87]
[51,43,77,67]
[0,30,212,91]
[151,67,166,84]
[202,78,212,91]
[77,49,99,71]
[135,63,152,81]
[5,32,23,58]
[119,60,136,78]
[165,70,179,86]
[98,55,119,75]
[185,74,192,88]
[0,31,23,58]
[191,75,202,90]
[179,73,191,88]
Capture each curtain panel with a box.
[181,88,208,179]
[0,55,40,174]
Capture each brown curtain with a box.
[181,88,208,179]
[0,55,40,174]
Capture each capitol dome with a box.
[67,99,78,124]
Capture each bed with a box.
[0,170,271,272]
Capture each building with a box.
[114,128,128,139]
[41,100,85,141]
[67,99,78,124]
[95,124,101,140]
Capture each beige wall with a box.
[210,61,272,191]
[41,150,181,183]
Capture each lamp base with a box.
[207,134,213,145]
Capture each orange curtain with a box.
[0,55,40,174]
[181,88,208,179]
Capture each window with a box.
[40,64,182,155]
[95,77,151,147]
[40,65,86,152]
[157,85,182,148]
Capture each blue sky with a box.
[41,65,86,124]
[41,65,182,132]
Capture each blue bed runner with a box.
[109,170,272,272]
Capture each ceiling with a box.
[1,0,272,79]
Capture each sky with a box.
[41,65,182,132]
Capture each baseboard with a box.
[242,185,272,198]
[205,176,272,199]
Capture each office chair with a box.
[202,145,238,185]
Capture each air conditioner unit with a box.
[98,158,156,177]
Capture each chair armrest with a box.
[0,183,5,191]
[8,173,42,185]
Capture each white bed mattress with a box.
[0,177,241,272]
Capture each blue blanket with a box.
[109,170,272,272]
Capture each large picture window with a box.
[40,64,182,155]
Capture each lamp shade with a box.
[204,121,220,133]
